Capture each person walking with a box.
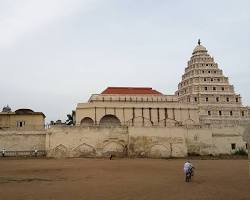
[183,160,194,182]
[34,149,38,157]
[2,148,6,157]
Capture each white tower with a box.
[175,40,249,127]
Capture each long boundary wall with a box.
[0,131,46,151]
[0,126,247,158]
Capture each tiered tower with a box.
[175,40,249,127]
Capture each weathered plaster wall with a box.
[0,114,45,131]
[185,126,247,155]
[212,126,246,154]
[0,131,46,151]
[76,101,199,127]
[46,126,188,158]
[128,127,187,158]
[46,126,129,158]
[0,125,247,158]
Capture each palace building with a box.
[76,87,199,128]
[1,40,249,158]
[75,40,250,128]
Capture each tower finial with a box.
[198,39,201,45]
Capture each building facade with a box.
[1,40,249,158]
[76,87,199,128]
[0,106,45,131]
[76,41,250,128]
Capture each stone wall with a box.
[185,126,247,155]
[128,127,187,158]
[46,126,129,158]
[46,126,188,158]
[0,131,46,151]
[0,125,247,158]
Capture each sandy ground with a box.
[0,158,249,200]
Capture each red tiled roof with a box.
[101,87,163,95]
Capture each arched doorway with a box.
[80,117,94,127]
[99,114,121,127]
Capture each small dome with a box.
[193,45,207,53]
[2,105,11,112]
[192,39,207,55]
[15,108,34,114]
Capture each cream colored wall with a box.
[128,127,187,157]
[0,124,246,158]
[185,126,247,155]
[0,114,10,128]
[185,128,214,155]
[212,126,247,154]
[0,114,44,130]
[10,115,45,130]
[89,94,178,103]
[45,125,247,158]
[76,100,199,127]
[46,126,188,158]
[46,126,129,158]
[0,131,46,151]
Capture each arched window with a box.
[80,117,94,127]
[99,115,121,127]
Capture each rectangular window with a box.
[226,97,229,102]
[246,143,248,149]
[222,87,224,91]
[213,87,216,90]
[230,111,233,116]
[205,87,207,91]
[208,111,211,116]
[231,143,236,150]
[194,97,197,102]
[219,111,222,116]
[16,121,25,128]
[236,98,238,102]
[216,97,219,102]
[242,111,244,117]
[206,97,208,102]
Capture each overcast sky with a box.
[0,0,250,123]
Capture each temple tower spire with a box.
[175,40,247,127]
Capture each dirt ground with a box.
[0,158,249,200]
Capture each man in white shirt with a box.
[184,160,194,182]
[183,160,193,174]
[34,149,38,157]
[2,148,6,157]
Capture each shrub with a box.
[233,147,248,156]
